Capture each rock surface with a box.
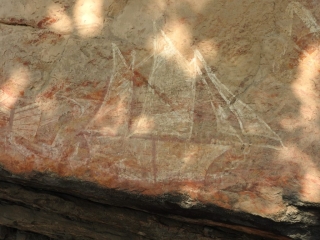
[0,0,320,239]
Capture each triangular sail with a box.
[137,31,196,139]
[285,1,320,36]
[194,50,283,147]
[88,44,133,136]
[192,64,242,143]
[86,27,283,149]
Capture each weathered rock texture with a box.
[0,0,320,239]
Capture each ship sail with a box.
[137,31,197,139]
[192,63,243,143]
[194,50,284,148]
[86,29,283,149]
[88,43,133,136]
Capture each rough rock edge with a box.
[0,226,52,240]
[0,180,282,240]
[0,18,37,29]
[1,166,318,240]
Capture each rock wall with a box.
[0,0,320,239]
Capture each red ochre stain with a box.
[43,90,56,99]
[288,58,299,69]
[42,84,63,99]
[26,31,62,46]
[83,89,105,100]
[9,18,25,24]
[132,70,148,87]
[179,17,188,24]
[81,81,92,87]
[87,59,97,65]
[14,58,31,67]
[37,17,57,28]
[269,93,279,98]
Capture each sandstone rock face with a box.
[0,0,320,239]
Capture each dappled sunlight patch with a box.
[301,170,320,202]
[0,66,31,109]
[0,89,14,115]
[277,42,320,205]
[292,45,320,122]
[234,186,286,217]
[162,18,193,59]
[278,144,320,203]
[130,114,154,135]
[47,3,73,34]
[74,0,104,38]
[196,39,219,62]
[98,95,131,136]
[184,0,211,13]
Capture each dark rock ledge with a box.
[1,167,319,240]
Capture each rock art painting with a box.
[1,1,320,238]
[4,27,283,183]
